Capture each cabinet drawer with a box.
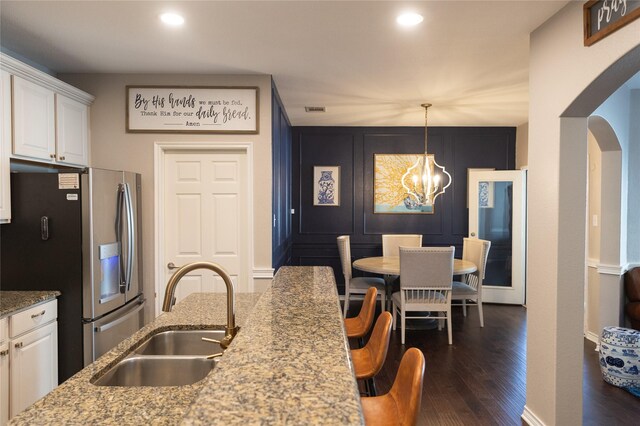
[0,317,7,343]
[10,300,57,338]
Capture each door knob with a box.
[470,232,476,237]
[167,262,181,270]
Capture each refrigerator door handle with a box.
[124,183,135,293]
[94,299,145,333]
[40,216,49,240]
[116,183,126,292]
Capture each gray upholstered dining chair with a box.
[451,237,491,327]
[382,234,422,257]
[392,246,455,345]
[337,235,386,317]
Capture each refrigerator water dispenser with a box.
[99,242,120,302]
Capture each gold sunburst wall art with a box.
[374,154,434,214]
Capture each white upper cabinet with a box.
[56,94,88,166]
[0,70,11,223]
[12,75,56,162]
[0,53,94,169]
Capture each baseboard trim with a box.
[585,331,599,346]
[521,406,546,426]
[253,268,275,279]
[597,263,624,276]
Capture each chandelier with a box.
[401,103,452,210]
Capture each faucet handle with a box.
[202,337,221,344]
[206,352,224,360]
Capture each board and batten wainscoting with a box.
[291,126,516,294]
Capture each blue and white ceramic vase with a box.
[599,326,640,388]
[317,170,335,205]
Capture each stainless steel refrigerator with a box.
[0,168,145,382]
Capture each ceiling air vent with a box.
[305,106,326,113]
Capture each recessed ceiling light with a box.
[160,12,184,26]
[396,12,423,27]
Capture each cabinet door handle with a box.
[59,156,65,161]
[49,154,56,159]
[31,310,46,319]
[0,349,8,356]
[14,342,23,349]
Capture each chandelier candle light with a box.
[401,103,452,211]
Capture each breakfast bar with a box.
[9,267,363,425]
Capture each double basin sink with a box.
[93,329,226,387]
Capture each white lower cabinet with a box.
[0,299,58,425]
[0,318,9,426]
[10,321,57,417]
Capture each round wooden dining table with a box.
[352,256,477,277]
[352,256,477,328]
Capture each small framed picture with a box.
[313,166,340,206]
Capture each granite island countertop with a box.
[0,291,61,318]
[10,266,363,425]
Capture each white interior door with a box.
[160,149,248,310]
[468,170,526,304]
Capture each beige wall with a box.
[586,132,601,339]
[515,122,528,169]
[528,1,639,425]
[587,132,602,262]
[60,73,273,321]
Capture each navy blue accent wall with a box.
[271,82,293,269]
[291,126,516,293]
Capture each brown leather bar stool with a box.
[344,287,377,347]
[351,311,392,396]
[361,347,425,426]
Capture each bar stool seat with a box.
[361,347,425,426]
[351,311,392,395]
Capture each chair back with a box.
[364,312,393,377]
[399,246,454,290]
[382,234,422,257]
[389,347,425,426]
[462,237,491,290]
[345,287,378,339]
[337,235,352,279]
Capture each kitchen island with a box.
[10,266,363,425]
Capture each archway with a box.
[585,116,624,342]
[525,28,640,424]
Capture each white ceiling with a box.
[0,1,573,127]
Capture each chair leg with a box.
[368,377,377,397]
[447,307,452,345]
[478,300,484,327]
[392,302,397,330]
[380,291,386,313]
[401,307,406,345]
[343,292,349,317]
[462,299,467,317]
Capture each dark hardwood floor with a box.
[347,302,640,425]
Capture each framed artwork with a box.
[478,181,495,208]
[313,166,340,206]
[126,86,259,134]
[467,168,495,208]
[374,154,433,214]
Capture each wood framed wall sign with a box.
[126,86,259,133]
[584,0,640,46]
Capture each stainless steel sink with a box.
[93,355,215,387]
[134,330,226,356]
